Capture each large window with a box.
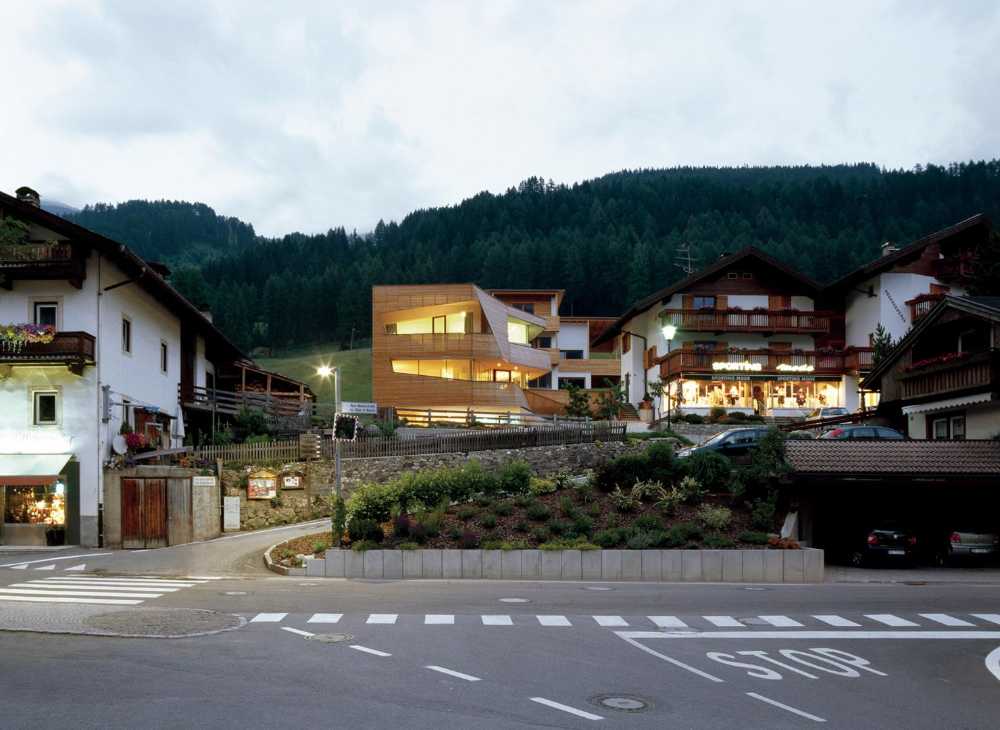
[387,311,470,335]
[673,378,841,412]
[929,413,965,440]
[3,484,65,525]
[507,320,529,344]
[392,359,473,380]
[560,350,584,360]
[692,296,716,310]
[33,391,59,425]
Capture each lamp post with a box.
[660,323,677,429]
[316,365,342,497]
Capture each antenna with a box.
[674,243,697,276]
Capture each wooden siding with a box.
[659,308,836,334]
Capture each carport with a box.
[782,440,1000,562]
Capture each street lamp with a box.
[316,365,342,497]
[660,323,678,429]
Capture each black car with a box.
[676,427,771,464]
[818,425,905,440]
[829,524,918,567]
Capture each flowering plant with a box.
[125,432,148,451]
[905,351,969,372]
[0,323,56,352]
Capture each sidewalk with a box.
[827,565,1000,584]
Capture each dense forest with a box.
[67,161,1000,352]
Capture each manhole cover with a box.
[583,586,613,591]
[592,694,651,713]
[308,633,353,643]
[499,597,529,603]
[223,591,248,596]
[83,609,243,638]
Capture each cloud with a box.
[1,0,998,236]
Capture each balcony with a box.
[0,242,86,288]
[843,346,875,373]
[906,293,945,323]
[0,331,96,374]
[659,347,854,377]
[659,308,837,335]
[899,350,997,401]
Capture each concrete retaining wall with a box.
[296,547,824,583]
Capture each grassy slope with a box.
[257,346,372,403]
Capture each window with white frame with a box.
[122,316,132,354]
[160,341,168,374]
[33,301,59,328]
[32,391,59,425]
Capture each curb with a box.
[264,542,306,576]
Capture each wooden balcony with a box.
[659,347,854,377]
[899,350,997,401]
[906,293,945,323]
[180,385,312,431]
[843,346,875,373]
[659,308,837,334]
[0,331,96,373]
[0,242,86,288]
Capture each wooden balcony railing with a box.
[843,346,875,373]
[658,347,870,377]
[906,293,944,323]
[0,242,73,265]
[0,242,86,287]
[0,331,96,372]
[659,308,837,334]
[899,350,997,401]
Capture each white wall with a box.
[846,272,960,347]
[907,402,1000,440]
[557,323,589,354]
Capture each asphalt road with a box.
[2,528,1000,728]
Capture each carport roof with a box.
[784,440,1000,477]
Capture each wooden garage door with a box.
[122,478,168,549]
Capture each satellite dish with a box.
[112,435,128,455]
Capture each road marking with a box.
[350,645,391,657]
[425,614,455,624]
[649,615,688,628]
[64,564,86,572]
[987,647,1000,682]
[185,576,225,580]
[0,594,142,605]
[9,565,27,570]
[34,565,55,571]
[619,630,1000,640]
[307,613,343,624]
[366,614,398,624]
[22,582,178,592]
[0,553,112,568]
[537,615,572,627]
[250,613,288,623]
[759,615,803,627]
[973,614,1000,625]
[529,697,603,721]
[281,627,315,638]
[920,613,974,627]
[43,578,201,586]
[482,615,513,626]
[746,692,825,722]
[593,615,628,627]
[0,588,164,599]
[425,665,481,682]
[865,614,918,627]
[813,615,861,627]
[619,635,725,682]
[705,616,743,627]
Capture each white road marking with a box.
[865,614,919,627]
[920,613,974,627]
[529,697,603,721]
[619,635,725,682]
[986,646,1000,682]
[759,615,803,627]
[34,565,55,571]
[813,615,861,627]
[973,614,1000,625]
[746,692,825,722]
[649,616,688,628]
[64,564,86,572]
[0,553,112,568]
[0,595,142,605]
[705,616,743,627]
[482,615,513,626]
[0,588,163,599]
[537,615,572,627]
[44,577,201,586]
[249,613,288,623]
[425,665,481,682]
[350,645,391,657]
[425,614,455,624]
[619,630,1000,640]
[9,565,27,570]
[281,627,315,638]
[184,576,225,580]
[307,613,343,624]
[593,615,628,627]
[367,614,398,624]
[10,583,173,593]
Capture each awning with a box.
[0,454,72,485]
[902,392,994,416]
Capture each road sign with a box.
[341,401,377,415]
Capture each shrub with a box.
[480,513,498,529]
[630,479,662,502]
[457,506,479,522]
[513,520,529,533]
[634,514,663,532]
[593,528,625,548]
[676,476,707,504]
[493,502,514,517]
[408,522,427,543]
[726,411,748,422]
[476,495,496,508]
[420,512,442,538]
[683,450,732,493]
[498,460,533,495]
[539,537,599,551]
[559,495,578,517]
[610,486,640,513]
[531,527,551,543]
[348,517,384,543]
[709,406,726,423]
[575,480,595,504]
[459,530,480,549]
[483,539,530,550]
[446,526,463,540]
[697,505,733,531]
[529,476,557,496]
[683,413,705,424]
[750,494,777,531]
[514,494,535,508]
[738,530,770,545]
[393,514,411,538]
[703,533,736,548]
[627,530,667,550]
[594,453,649,493]
[311,540,329,555]
[586,502,602,518]
[571,515,594,537]
[526,503,551,522]
[653,486,684,515]
[664,521,703,547]
[346,481,401,524]
[645,441,679,484]
[330,494,347,545]
[551,472,574,490]
[351,539,379,552]
[548,520,572,536]
[397,541,420,550]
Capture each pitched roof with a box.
[785,439,1000,477]
[592,246,821,345]
[861,295,1000,389]
[0,189,245,363]
[825,213,991,293]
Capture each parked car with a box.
[829,524,918,567]
[805,406,850,421]
[676,427,771,463]
[818,425,904,440]
[932,527,999,565]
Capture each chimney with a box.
[201,311,214,323]
[881,241,898,257]
[15,186,40,207]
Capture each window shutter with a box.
[682,294,694,310]
[716,295,728,310]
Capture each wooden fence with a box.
[189,422,627,463]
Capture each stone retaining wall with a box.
[292,547,824,583]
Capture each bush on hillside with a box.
[682,450,732,493]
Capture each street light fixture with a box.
[660,323,678,429]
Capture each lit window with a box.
[33,391,58,425]
[122,317,132,354]
[507,320,529,344]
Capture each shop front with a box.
[0,455,79,547]
[668,374,844,417]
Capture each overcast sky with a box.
[1,1,998,237]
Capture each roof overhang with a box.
[901,392,995,415]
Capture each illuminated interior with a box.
[668,378,842,411]
[3,483,66,526]
[506,317,542,345]
[391,358,541,386]
[389,311,471,335]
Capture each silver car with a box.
[941,527,999,563]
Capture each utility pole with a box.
[334,365,342,498]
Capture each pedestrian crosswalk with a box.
[247,611,1000,631]
[0,575,221,606]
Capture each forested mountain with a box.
[68,161,1000,352]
